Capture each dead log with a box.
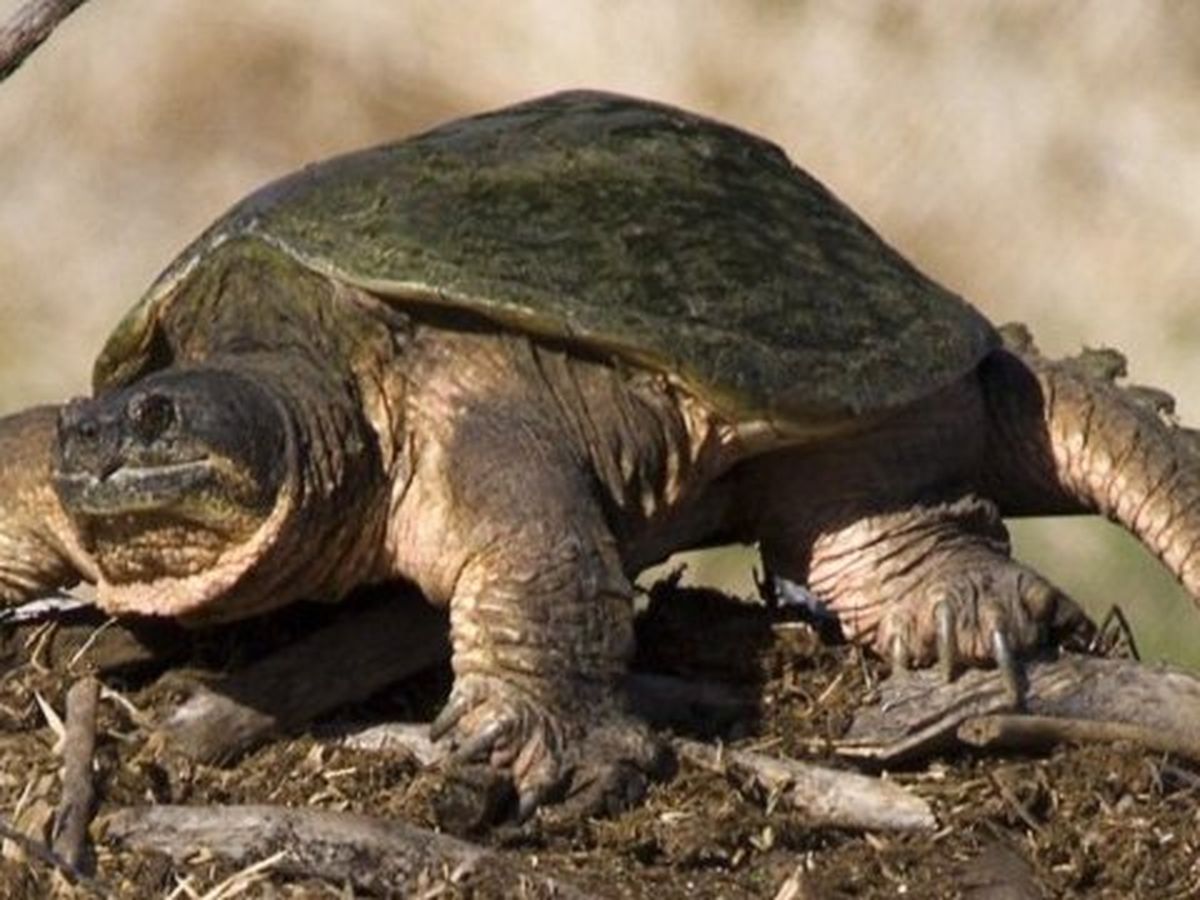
[157,598,450,763]
[839,654,1200,764]
[104,804,596,898]
[0,608,187,676]
[51,676,99,871]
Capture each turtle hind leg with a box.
[0,405,91,603]
[766,495,1092,672]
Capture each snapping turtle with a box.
[2,90,1199,814]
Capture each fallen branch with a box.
[51,676,100,871]
[324,722,936,833]
[956,713,1200,759]
[839,654,1200,764]
[674,737,935,832]
[0,0,92,82]
[159,595,756,764]
[0,604,187,675]
[104,804,596,898]
[157,598,450,763]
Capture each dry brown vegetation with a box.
[3,0,1198,665]
[0,586,1198,898]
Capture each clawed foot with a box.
[877,562,1093,704]
[429,673,666,828]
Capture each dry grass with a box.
[1,0,1198,664]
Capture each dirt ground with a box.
[0,583,1197,899]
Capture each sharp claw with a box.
[516,784,549,823]
[936,601,959,683]
[430,695,470,742]
[890,632,911,672]
[451,719,508,765]
[991,628,1024,710]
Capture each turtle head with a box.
[52,366,294,616]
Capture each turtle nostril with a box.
[128,392,176,443]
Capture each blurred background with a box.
[1,0,1198,667]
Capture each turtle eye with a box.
[127,392,176,443]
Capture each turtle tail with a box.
[979,323,1200,601]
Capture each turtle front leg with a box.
[406,417,665,821]
[0,406,92,602]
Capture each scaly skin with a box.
[0,406,93,601]
[381,327,727,814]
[761,327,1200,674]
[989,327,1200,595]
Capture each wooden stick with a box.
[324,721,443,766]
[674,737,935,832]
[157,598,450,763]
[0,606,187,675]
[104,804,597,898]
[839,654,1200,764]
[51,676,99,872]
[324,722,936,833]
[0,0,91,82]
[0,815,106,893]
[957,713,1200,759]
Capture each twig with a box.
[773,863,821,900]
[0,815,107,894]
[985,772,1044,835]
[104,804,597,898]
[675,737,936,832]
[67,617,119,669]
[52,676,100,871]
[196,849,288,900]
[0,0,92,82]
[957,713,1200,759]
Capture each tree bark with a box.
[0,0,92,82]
[839,653,1200,764]
[105,804,597,898]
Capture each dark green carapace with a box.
[98,90,994,427]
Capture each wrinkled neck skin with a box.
[91,250,398,623]
[0,406,96,602]
[86,349,388,623]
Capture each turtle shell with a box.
[95,90,996,430]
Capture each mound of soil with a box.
[0,583,1196,898]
